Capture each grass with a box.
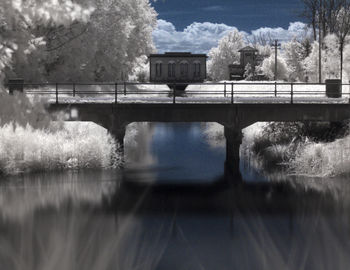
[289,137,350,177]
[251,128,350,177]
[0,122,121,175]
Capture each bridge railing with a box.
[5,81,350,105]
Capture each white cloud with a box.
[250,22,313,42]
[201,5,225,11]
[152,20,312,54]
[152,19,238,53]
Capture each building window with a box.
[194,62,201,77]
[180,62,188,76]
[168,62,175,77]
[156,62,162,77]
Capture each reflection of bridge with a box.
[11,81,350,178]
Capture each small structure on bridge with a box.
[149,52,207,89]
[228,46,266,80]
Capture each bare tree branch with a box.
[44,21,90,52]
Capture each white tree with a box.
[303,35,342,82]
[0,0,93,127]
[255,44,272,57]
[129,55,150,82]
[303,41,321,82]
[323,34,341,79]
[43,0,157,82]
[342,41,350,80]
[282,39,307,81]
[207,29,246,81]
[0,0,93,82]
[243,63,254,80]
[259,54,290,81]
[334,7,350,81]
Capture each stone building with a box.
[149,52,207,83]
[228,46,261,80]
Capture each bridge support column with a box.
[108,118,128,159]
[224,126,243,180]
[111,126,126,152]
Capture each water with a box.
[1,123,350,270]
[124,123,226,183]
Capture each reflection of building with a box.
[229,46,264,80]
[149,52,207,83]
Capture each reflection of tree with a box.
[125,122,156,166]
[0,208,169,270]
[1,171,350,270]
[112,179,350,270]
[0,171,116,220]
[202,123,225,149]
[0,172,170,270]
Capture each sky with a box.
[151,0,310,53]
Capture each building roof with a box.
[149,52,207,58]
[238,46,258,52]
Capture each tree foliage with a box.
[259,54,290,81]
[303,34,343,81]
[0,0,92,127]
[342,41,350,77]
[282,39,308,81]
[300,0,350,80]
[207,29,245,81]
[43,0,157,82]
[334,6,350,80]
[300,0,348,39]
[2,0,157,83]
[0,0,93,82]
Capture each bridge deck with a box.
[11,81,350,105]
[40,95,349,104]
[48,102,350,130]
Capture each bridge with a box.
[10,81,350,177]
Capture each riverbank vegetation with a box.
[0,122,120,175]
[0,1,157,176]
[202,121,350,177]
[251,122,350,177]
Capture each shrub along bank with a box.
[251,121,350,176]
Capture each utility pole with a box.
[318,0,322,83]
[271,40,281,81]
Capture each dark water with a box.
[1,123,350,270]
[124,123,226,183]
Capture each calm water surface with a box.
[1,123,350,270]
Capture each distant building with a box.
[228,46,266,80]
[149,52,207,83]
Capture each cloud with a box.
[249,22,313,42]
[152,20,312,54]
[201,5,225,11]
[152,19,238,53]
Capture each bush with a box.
[259,121,349,145]
[251,121,350,173]
[251,136,273,155]
[259,55,290,81]
[0,122,121,175]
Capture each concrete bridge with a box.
[8,80,350,178]
[48,102,350,178]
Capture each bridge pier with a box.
[111,126,126,152]
[108,118,128,157]
[224,126,243,180]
